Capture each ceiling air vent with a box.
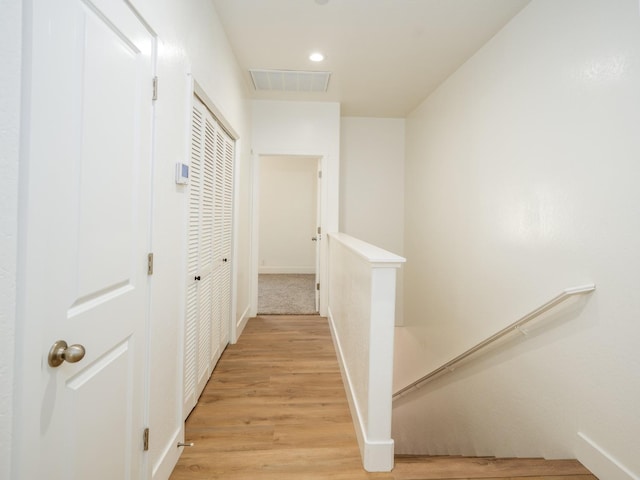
[249,69,331,92]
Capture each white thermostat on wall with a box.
[175,162,189,185]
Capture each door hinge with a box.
[147,253,154,275]
[152,76,158,101]
[318,170,322,179]
[317,226,321,235]
[143,428,150,451]
[316,283,320,291]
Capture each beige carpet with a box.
[258,274,317,315]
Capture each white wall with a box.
[395,1,640,479]
[125,1,251,477]
[252,101,340,230]
[340,117,405,324]
[340,117,405,252]
[259,156,317,274]
[251,100,340,315]
[0,0,21,476]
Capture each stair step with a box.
[393,455,596,479]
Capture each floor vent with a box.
[249,69,331,92]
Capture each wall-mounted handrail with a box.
[393,284,596,400]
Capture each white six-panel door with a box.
[19,0,155,478]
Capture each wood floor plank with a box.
[171,316,385,480]
[393,456,595,479]
[396,477,596,480]
[170,316,597,480]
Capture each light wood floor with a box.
[170,316,596,480]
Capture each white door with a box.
[184,98,217,416]
[184,97,234,418]
[18,0,155,478]
[197,111,217,399]
[184,102,204,416]
[315,159,323,312]
[216,126,235,348]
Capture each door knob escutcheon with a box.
[48,340,86,367]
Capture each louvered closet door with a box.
[184,98,216,417]
[184,103,203,416]
[184,95,235,419]
[211,124,234,357]
[209,124,224,364]
[220,130,235,346]
[197,115,216,395]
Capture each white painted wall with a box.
[340,117,405,324]
[251,100,340,315]
[395,1,640,479]
[258,156,317,274]
[251,100,340,230]
[125,1,251,476]
[0,0,21,476]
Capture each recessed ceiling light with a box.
[309,52,325,62]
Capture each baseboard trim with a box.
[327,306,394,472]
[235,304,251,343]
[258,267,315,274]
[151,425,183,480]
[576,432,638,480]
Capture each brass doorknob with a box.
[48,340,86,367]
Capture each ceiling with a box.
[212,0,531,117]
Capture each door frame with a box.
[250,152,328,318]
[191,80,241,345]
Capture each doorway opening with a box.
[256,155,321,315]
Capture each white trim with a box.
[250,152,328,317]
[229,137,242,344]
[576,432,638,480]
[328,232,406,266]
[143,30,159,480]
[234,304,251,342]
[362,439,395,473]
[327,307,395,472]
[151,425,184,480]
[193,81,239,140]
[249,152,260,317]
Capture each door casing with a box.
[250,152,328,317]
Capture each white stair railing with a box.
[393,284,596,400]
[327,232,405,472]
